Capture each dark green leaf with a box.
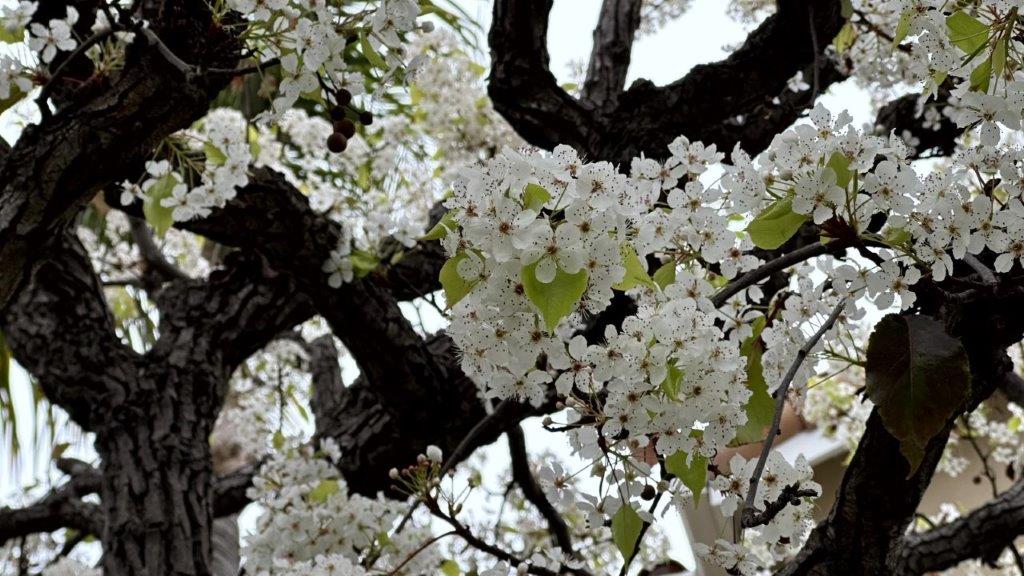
[732,316,774,446]
[865,314,970,474]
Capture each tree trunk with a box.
[95,375,219,576]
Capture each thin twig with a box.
[740,298,846,529]
[382,530,458,575]
[207,57,281,77]
[741,483,818,529]
[963,254,997,284]
[140,27,196,78]
[129,217,190,282]
[712,241,837,307]
[393,400,516,533]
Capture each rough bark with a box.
[2,230,309,574]
[581,0,643,108]
[0,0,240,312]
[894,478,1024,574]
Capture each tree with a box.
[1,0,1023,574]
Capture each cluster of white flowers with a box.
[243,438,438,575]
[434,2,1024,566]
[221,0,426,118]
[120,108,254,224]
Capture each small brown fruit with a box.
[335,88,352,107]
[333,118,356,138]
[327,133,348,153]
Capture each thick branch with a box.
[581,0,643,108]
[1,232,138,430]
[0,476,102,546]
[895,479,1024,575]
[489,0,846,164]
[0,0,240,312]
[783,286,1024,574]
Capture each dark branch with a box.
[581,0,643,108]
[1,232,138,430]
[895,478,1024,575]
[0,474,102,546]
[489,0,846,164]
[0,0,241,312]
[507,425,574,555]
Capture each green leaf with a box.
[970,55,993,93]
[523,183,551,211]
[307,479,340,504]
[611,504,644,560]
[665,450,708,505]
[746,195,808,250]
[360,31,388,69]
[203,142,227,166]
[884,226,912,248]
[865,314,970,475]
[833,21,857,54]
[440,560,461,576]
[946,11,990,55]
[0,27,22,43]
[660,363,683,399]
[142,175,178,237]
[350,249,380,278]
[731,316,774,446]
[420,211,459,241]
[893,10,914,48]
[0,85,26,116]
[521,260,588,331]
[993,34,1008,80]
[652,261,676,289]
[826,151,853,190]
[439,251,480,308]
[612,244,655,291]
[840,0,854,19]
[272,430,286,451]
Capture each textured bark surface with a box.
[0,0,239,312]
